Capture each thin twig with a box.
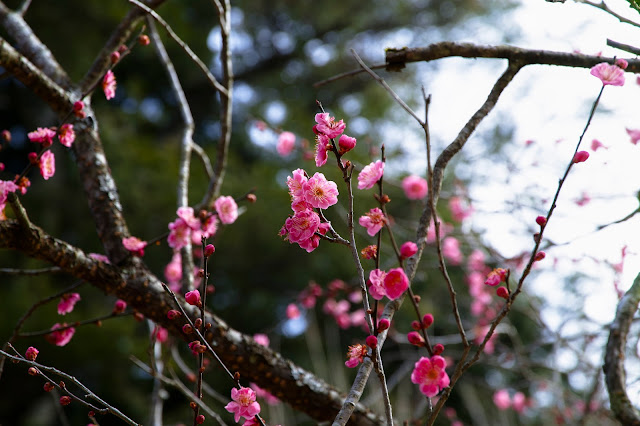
[0,266,63,275]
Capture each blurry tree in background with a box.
[1,0,640,425]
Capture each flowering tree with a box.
[2,0,640,425]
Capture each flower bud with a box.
[204,244,215,257]
[535,216,546,227]
[138,35,151,46]
[400,241,418,259]
[182,324,193,334]
[44,382,55,392]
[167,310,181,320]
[28,152,39,164]
[496,286,509,299]
[194,318,203,328]
[407,331,424,346]
[59,396,72,406]
[365,335,378,348]
[411,320,421,330]
[377,318,390,332]
[573,151,589,163]
[28,367,38,376]
[110,51,120,64]
[196,414,205,424]
[185,289,201,306]
[534,251,546,262]
[112,299,126,314]
[246,193,257,203]
[25,346,39,361]
[422,313,434,328]
[433,343,444,355]
[1,129,11,142]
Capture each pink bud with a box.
[0,163,4,172]
[28,367,38,376]
[112,299,126,314]
[110,51,120,64]
[422,313,434,328]
[433,343,444,355]
[1,129,10,142]
[377,318,390,332]
[195,414,205,425]
[411,320,421,330]
[407,331,424,346]
[497,286,509,299]
[138,35,151,46]
[338,134,357,154]
[573,151,589,163]
[73,101,84,112]
[534,251,546,262]
[59,396,72,406]
[400,241,418,259]
[185,289,201,306]
[535,216,546,226]
[286,303,301,319]
[167,309,181,320]
[25,346,39,361]
[28,152,38,164]
[44,382,55,392]
[615,58,628,70]
[182,324,193,334]
[204,244,215,257]
[365,335,378,348]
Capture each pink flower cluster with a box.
[281,169,337,252]
[411,355,450,397]
[493,389,528,413]
[168,206,219,251]
[367,267,409,300]
[224,386,261,423]
[313,112,358,167]
[46,323,76,347]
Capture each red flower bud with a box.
[182,324,193,334]
[433,343,444,355]
[167,309,181,320]
[411,320,421,330]
[422,313,434,328]
[59,396,72,406]
[573,151,589,163]
[535,216,546,227]
[534,251,546,262]
[496,286,509,299]
[365,335,378,348]
[138,35,151,46]
[44,382,55,392]
[204,244,215,257]
[407,331,424,346]
[377,318,390,332]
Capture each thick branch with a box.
[603,272,640,425]
[0,219,384,425]
[385,42,640,72]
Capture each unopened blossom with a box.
[314,134,331,167]
[534,251,546,261]
[154,326,168,344]
[411,355,450,397]
[368,269,386,300]
[496,286,509,299]
[358,207,387,236]
[185,289,201,306]
[493,389,511,410]
[615,58,628,70]
[377,318,390,332]
[102,70,117,100]
[314,113,345,139]
[25,346,39,361]
[485,268,507,286]
[407,331,424,346]
[214,196,238,224]
[28,127,56,145]
[39,150,55,180]
[58,124,75,147]
[224,386,261,423]
[1,129,11,142]
[442,237,463,265]
[402,175,428,200]
[46,323,76,346]
[303,172,338,209]
[400,241,418,259]
[138,34,151,46]
[112,299,127,314]
[286,303,301,319]
[357,160,384,190]
[535,216,547,226]
[383,268,409,300]
[122,236,147,256]
[59,396,72,406]
[422,313,434,328]
[626,128,640,145]
[253,333,270,347]
[57,293,81,315]
[590,62,625,86]
[345,343,368,368]
[573,151,589,163]
[277,131,296,156]
[338,134,356,154]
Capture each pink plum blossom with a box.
[164,253,182,285]
[253,334,270,347]
[102,70,117,99]
[58,124,75,147]
[442,237,463,264]
[626,128,640,145]
[402,175,428,200]
[168,218,191,250]
[400,241,418,259]
[214,196,238,224]
[314,113,345,139]
[345,343,368,368]
[485,268,507,286]
[276,131,296,156]
[590,139,606,151]
[286,303,301,319]
[285,209,320,243]
[357,160,384,190]
[383,268,409,300]
[297,221,330,253]
[493,389,511,410]
[28,127,56,145]
[358,207,387,236]
[314,134,332,167]
[449,197,473,222]
[590,62,625,86]
[201,214,218,238]
[46,323,75,347]
[89,253,110,263]
[467,249,486,272]
[57,293,81,315]
[122,236,147,256]
[368,269,387,300]
[302,172,338,209]
[177,207,200,229]
[411,355,450,397]
[224,387,261,423]
[39,150,55,180]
